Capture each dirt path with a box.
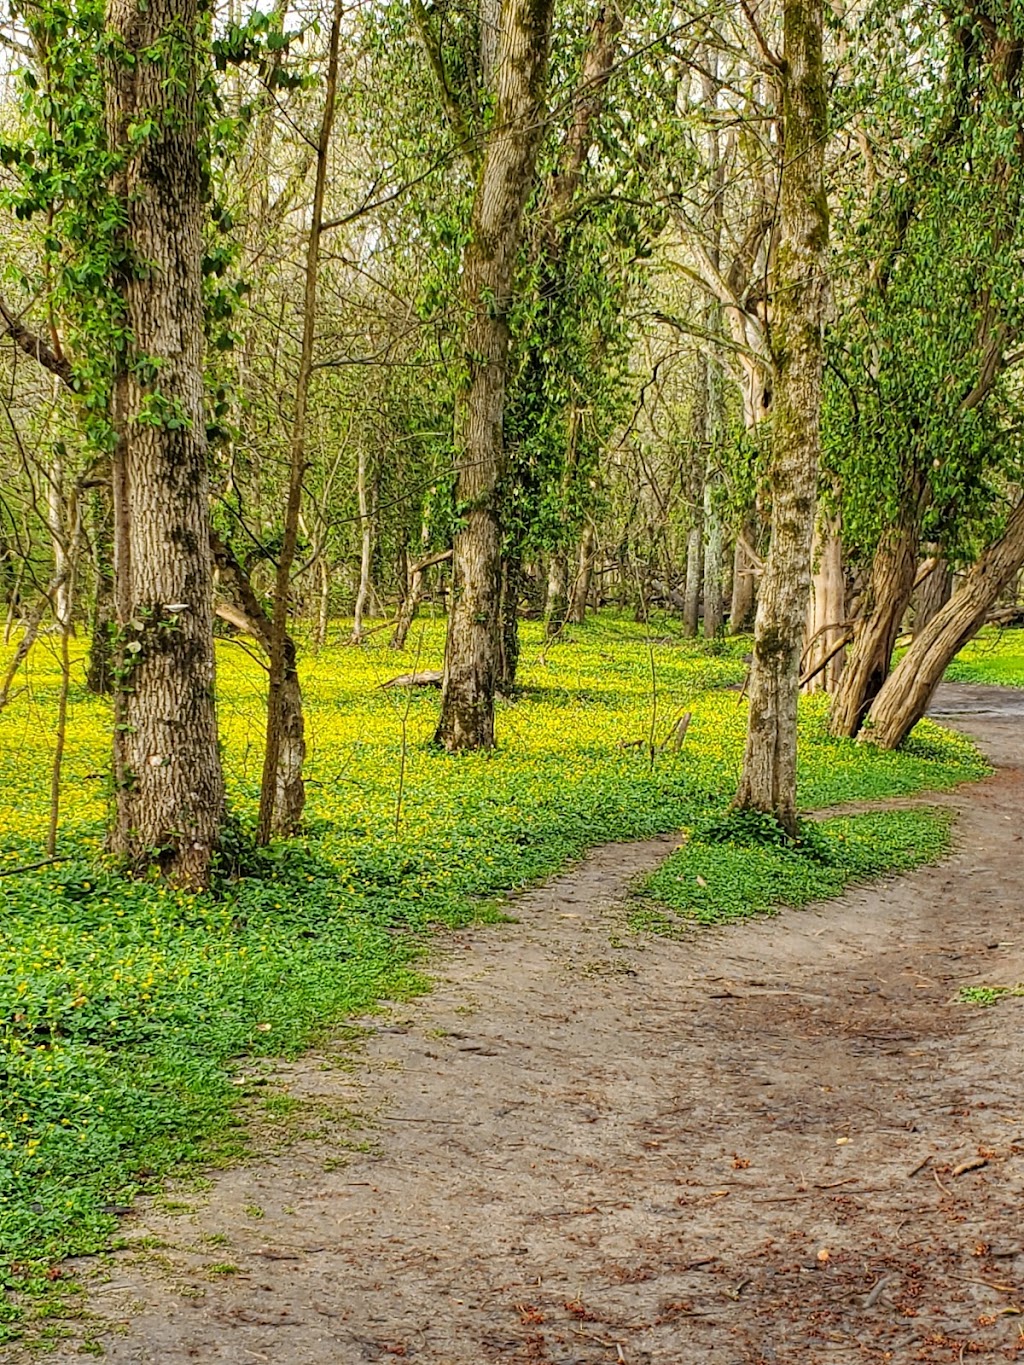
[43,685,1024,1364]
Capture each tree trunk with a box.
[544,550,568,639]
[211,533,305,834]
[828,493,923,737]
[435,0,556,750]
[105,0,224,888]
[498,554,522,693]
[802,517,845,693]
[566,522,596,625]
[350,444,374,644]
[86,488,115,695]
[702,480,724,638]
[735,0,828,835]
[682,524,702,636]
[315,554,330,651]
[257,0,342,842]
[913,550,952,633]
[865,498,1024,748]
[729,523,758,633]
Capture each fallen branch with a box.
[380,670,443,689]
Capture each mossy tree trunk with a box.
[105,0,225,887]
[735,0,829,835]
[435,0,556,750]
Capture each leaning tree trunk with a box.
[864,498,1024,748]
[802,516,845,693]
[435,0,556,750]
[105,0,224,888]
[734,0,828,835]
[828,492,923,737]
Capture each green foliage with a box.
[636,808,954,928]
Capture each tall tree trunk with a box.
[865,498,1024,748]
[315,554,330,651]
[105,0,224,888]
[735,0,828,835]
[828,489,923,737]
[566,522,596,624]
[435,0,556,750]
[802,517,845,693]
[257,0,342,842]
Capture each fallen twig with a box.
[951,1156,988,1178]
[907,1154,933,1178]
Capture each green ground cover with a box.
[0,614,990,1287]
[633,807,953,930]
[942,626,1024,687]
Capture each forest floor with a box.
[25,684,1024,1364]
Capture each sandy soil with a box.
[35,684,1024,1363]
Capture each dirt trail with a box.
[43,685,1024,1363]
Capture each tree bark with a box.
[86,488,115,695]
[435,0,556,750]
[497,553,523,693]
[828,489,923,737]
[544,550,569,639]
[864,498,1024,748]
[105,0,224,887]
[802,517,845,693]
[350,444,375,644]
[210,532,304,833]
[566,522,596,624]
[702,479,724,638]
[729,522,758,633]
[913,550,952,633]
[735,0,828,835]
[257,0,342,841]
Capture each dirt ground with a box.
[35,684,1024,1364]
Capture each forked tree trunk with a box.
[257,0,342,842]
[105,0,224,887]
[435,0,556,750]
[211,533,305,832]
[828,493,923,737]
[864,498,1024,748]
[566,522,596,624]
[735,0,828,835]
[802,517,845,693]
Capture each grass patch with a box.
[942,627,1024,687]
[0,613,987,1290]
[634,807,954,928]
[957,984,1024,1007]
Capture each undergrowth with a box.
[0,613,990,1300]
[634,807,955,928]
